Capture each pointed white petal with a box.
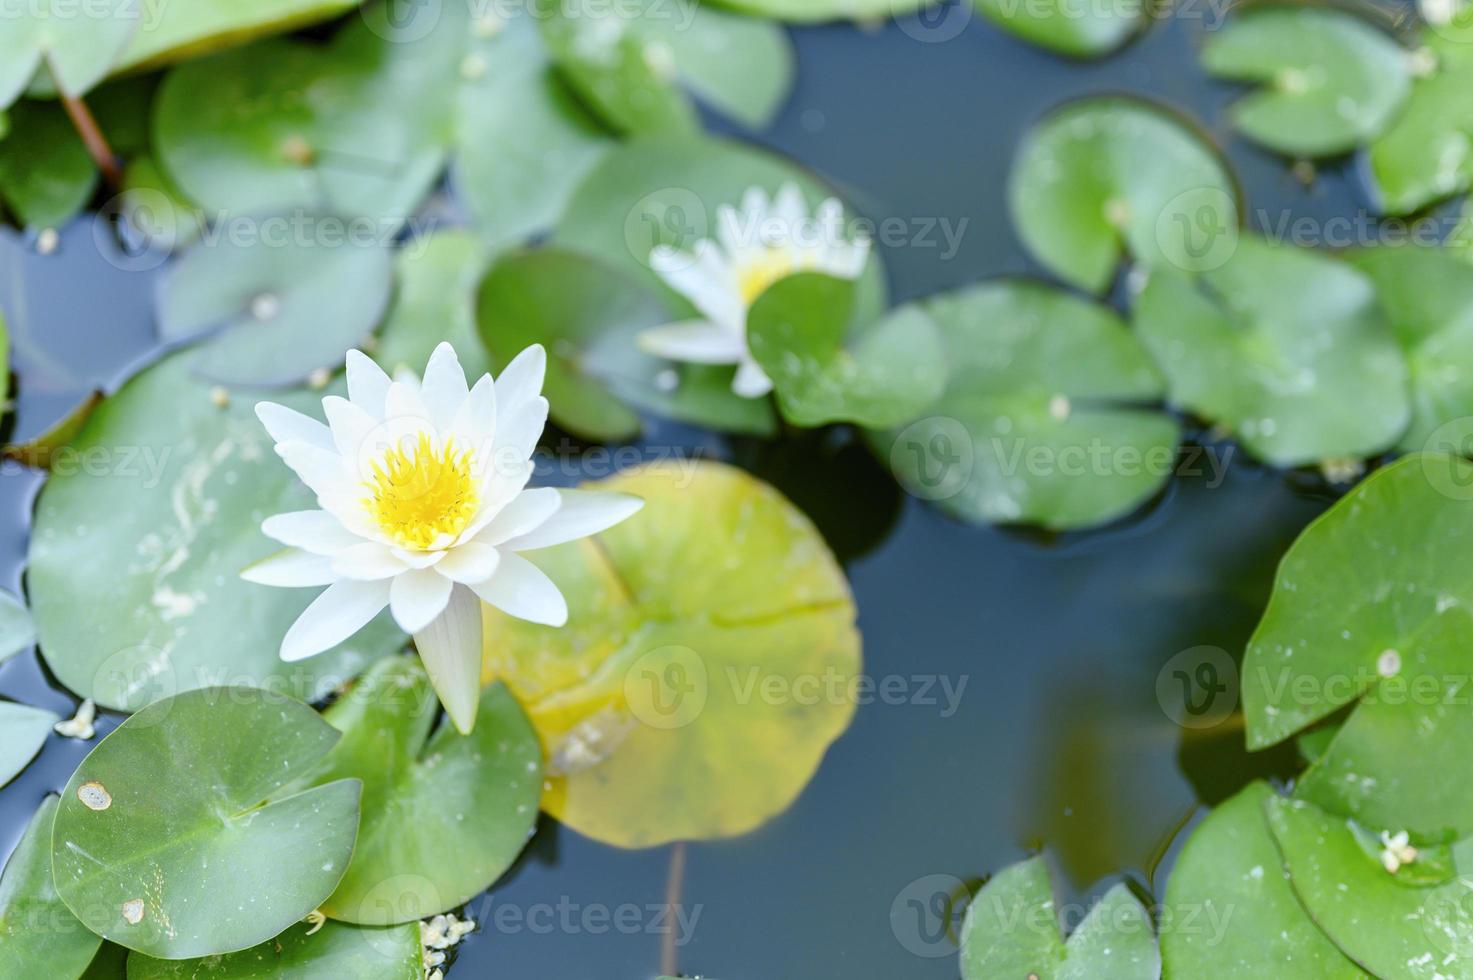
[390,567,454,634]
[472,487,560,545]
[732,358,774,398]
[435,541,501,584]
[260,510,361,555]
[492,398,548,475]
[331,541,411,580]
[502,490,643,552]
[280,579,391,662]
[653,240,743,328]
[470,553,568,627]
[451,374,497,449]
[256,402,333,452]
[413,585,483,734]
[637,320,745,365]
[421,342,471,431]
[345,349,392,418]
[241,549,339,587]
[773,182,806,226]
[322,395,381,468]
[383,378,432,425]
[495,345,547,417]
[276,443,354,503]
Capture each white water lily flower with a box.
[243,342,643,733]
[639,183,871,399]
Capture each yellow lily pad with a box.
[482,461,859,848]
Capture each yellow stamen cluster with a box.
[363,432,478,550]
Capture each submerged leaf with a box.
[0,797,102,979]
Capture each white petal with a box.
[450,374,496,450]
[470,553,568,627]
[773,183,806,226]
[473,486,561,545]
[637,320,745,365]
[435,541,501,584]
[331,541,411,580]
[241,549,339,587]
[502,490,644,552]
[261,510,361,555]
[280,579,391,662]
[322,395,381,468]
[421,342,471,431]
[345,349,392,418]
[495,345,547,417]
[732,358,774,398]
[384,378,432,425]
[652,239,742,328]
[276,443,354,503]
[492,399,548,477]
[256,402,333,452]
[413,584,483,734]
[390,567,454,634]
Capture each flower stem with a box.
[60,95,121,189]
[660,841,687,976]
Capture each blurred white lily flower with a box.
[639,183,870,399]
[243,342,643,733]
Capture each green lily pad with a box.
[374,231,491,381]
[1009,96,1239,294]
[29,351,403,712]
[1133,236,1408,467]
[747,272,946,428]
[0,589,32,664]
[477,247,774,439]
[153,18,456,229]
[113,0,363,74]
[971,0,1144,59]
[1161,782,1368,978]
[482,460,860,848]
[1368,59,1473,215]
[1267,795,1473,978]
[538,0,793,134]
[0,100,96,230]
[157,233,392,386]
[1344,246,1473,452]
[958,856,1159,979]
[0,797,102,979]
[0,0,137,106]
[126,920,423,978]
[80,944,128,980]
[0,701,57,788]
[871,281,1179,530]
[117,156,204,256]
[289,657,541,925]
[704,0,930,24]
[52,687,361,959]
[1202,6,1412,158]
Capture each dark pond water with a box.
[0,3,1419,977]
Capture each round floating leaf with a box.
[747,272,946,428]
[375,231,491,381]
[958,855,1159,979]
[0,588,33,665]
[289,657,541,925]
[157,234,392,386]
[1161,782,1368,978]
[706,0,930,23]
[0,701,57,788]
[1369,59,1473,215]
[1202,6,1412,158]
[1267,795,1473,978]
[0,0,137,106]
[52,688,361,959]
[871,281,1179,530]
[113,0,363,74]
[482,460,860,848]
[1345,246,1473,452]
[477,247,774,439]
[0,100,96,230]
[119,155,205,255]
[1134,237,1408,467]
[1008,97,1239,294]
[0,797,102,979]
[29,351,403,712]
[971,0,1144,59]
[126,920,423,979]
[539,0,793,134]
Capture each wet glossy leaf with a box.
[29,351,402,712]
[1345,246,1473,452]
[1202,7,1411,158]
[477,247,773,439]
[1161,782,1368,978]
[0,589,34,665]
[971,0,1143,59]
[157,234,392,386]
[0,797,102,979]
[1009,97,1238,294]
[539,0,793,134]
[0,702,57,789]
[1369,59,1473,215]
[958,855,1159,979]
[114,0,363,74]
[871,281,1179,530]
[747,272,945,428]
[52,688,361,959]
[0,0,137,106]
[374,231,491,381]
[482,461,859,848]
[1267,795,1473,978]
[1134,237,1408,467]
[0,100,95,230]
[127,919,422,978]
[289,657,541,925]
